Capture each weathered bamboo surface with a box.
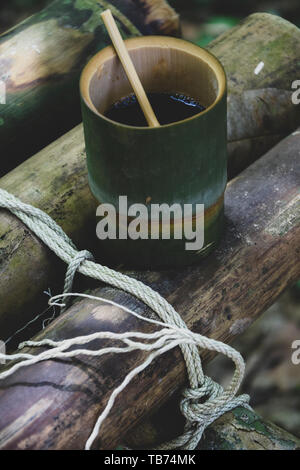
[0,126,97,343]
[208,13,300,178]
[1,13,300,343]
[0,130,299,449]
[0,0,179,176]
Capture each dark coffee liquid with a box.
[105,92,206,126]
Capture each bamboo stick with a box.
[100,9,160,127]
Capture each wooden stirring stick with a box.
[101,9,160,128]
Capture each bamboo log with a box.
[0,126,97,343]
[197,409,300,450]
[0,131,299,449]
[0,0,179,176]
[208,13,300,178]
[0,12,299,342]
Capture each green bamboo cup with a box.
[80,36,227,267]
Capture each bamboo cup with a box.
[80,36,227,267]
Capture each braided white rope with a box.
[0,188,250,450]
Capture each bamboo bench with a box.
[0,1,299,450]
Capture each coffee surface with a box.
[104,92,206,126]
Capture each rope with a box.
[62,250,94,312]
[0,188,250,450]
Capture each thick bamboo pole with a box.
[0,0,179,176]
[208,13,300,177]
[0,13,299,342]
[0,131,299,449]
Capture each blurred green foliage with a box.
[195,16,240,46]
[170,0,300,27]
[169,0,300,46]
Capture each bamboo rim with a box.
[80,36,227,130]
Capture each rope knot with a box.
[183,376,217,401]
[62,250,94,311]
[180,377,223,422]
